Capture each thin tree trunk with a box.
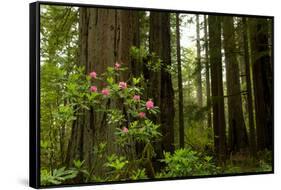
[176,13,185,148]
[208,15,227,164]
[60,124,65,164]
[236,19,248,117]
[204,15,212,128]
[242,17,257,157]
[196,15,203,106]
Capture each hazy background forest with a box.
[39,4,273,186]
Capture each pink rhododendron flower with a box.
[138,112,146,118]
[115,62,121,70]
[101,89,110,96]
[119,82,127,89]
[146,99,154,110]
[89,71,97,79]
[122,127,129,133]
[90,86,97,92]
[133,95,141,101]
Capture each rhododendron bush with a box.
[86,62,162,145]
[41,58,164,183]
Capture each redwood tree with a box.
[242,17,257,157]
[65,8,139,175]
[222,16,249,153]
[208,15,227,164]
[176,13,185,148]
[250,18,273,151]
[149,11,175,153]
[204,15,212,129]
[196,15,203,106]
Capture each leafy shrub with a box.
[41,159,91,186]
[130,169,148,180]
[160,148,218,177]
[115,120,162,145]
[102,154,149,181]
[41,167,78,186]
[104,154,129,180]
[72,160,90,178]
[186,125,213,152]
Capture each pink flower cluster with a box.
[88,70,156,125]
[146,99,154,110]
[133,95,140,101]
[138,112,146,118]
[115,62,121,70]
[132,95,154,118]
[89,70,111,96]
[122,127,129,133]
[89,71,97,79]
[119,82,127,89]
[90,86,97,92]
[101,89,110,96]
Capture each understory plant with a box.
[158,148,219,177]
[41,159,89,186]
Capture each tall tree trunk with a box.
[59,124,66,165]
[250,18,273,151]
[147,12,162,123]
[208,16,227,164]
[222,16,249,153]
[116,10,139,80]
[196,15,203,106]
[65,8,138,177]
[149,11,175,158]
[130,12,141,77]
[236,19,248,117]
[242,17,257,157]
[176,13,184,148]
[204,15,212,128]
[65,7,117,175]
